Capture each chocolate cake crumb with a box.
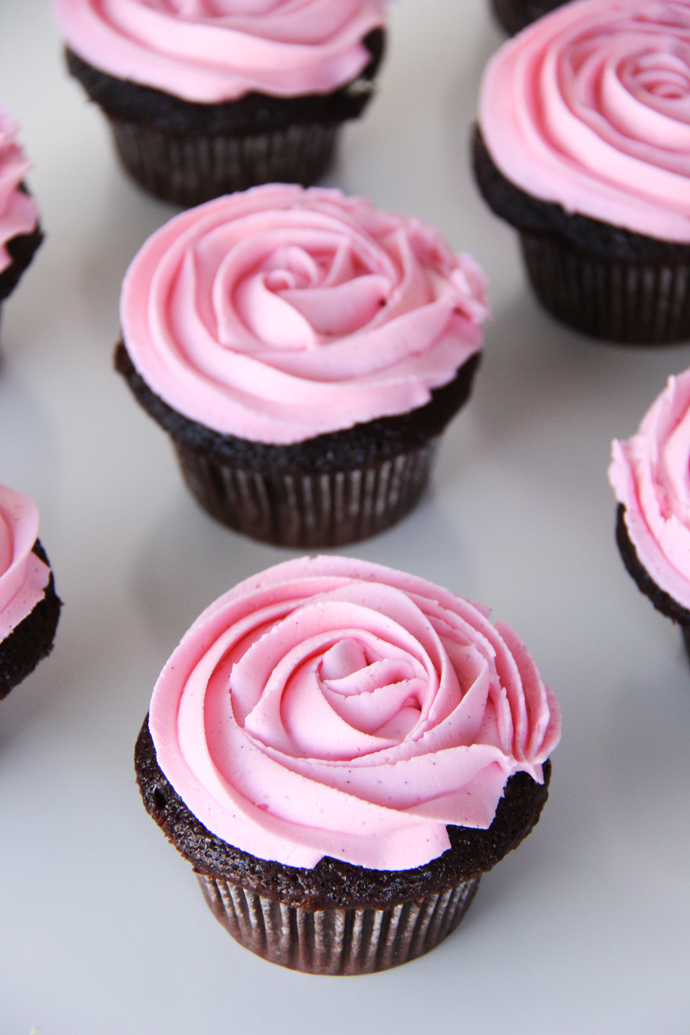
[135,716,551,911]
[0,540,62,700]
[115,341,481,475]
[615,503,690,628]
[472,126,690,265]
[491,0,564,36]
[0,223,43,304]
[65,31,385,137]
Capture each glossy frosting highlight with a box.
[0,485,50,644]
[610,369,690,608]
[0,108,39,275]
[149,556,561,870]
[480,0,690,242]
[121,184,488,445]
[53,0,386,102]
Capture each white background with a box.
[1,1,690,1032]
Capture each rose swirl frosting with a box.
[53,0,387,103]
[0,485,51,644]
[121,184,488,445]
[480,0,690,242]
[610,369,690,609]
[0,108,39,275]
[149,557,561,870]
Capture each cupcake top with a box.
[148,556,561,871]
[0,485,51,642]
[120,184,489,445]
[0,108,39,275]
[479,0,690,242]
[610,369,690,609]
[53,0,386,103]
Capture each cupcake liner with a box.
[491,0,565,35]
[174,438,439,547]
[520,231,690,344]
[109,118,338,207]
[197,871,480,974]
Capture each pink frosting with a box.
[121,185,488,445]
[53,0,386,103]
[0,109,39,276]
[480,0,690,243]
[610,369,690,609]
[0,485,51,645]
[149,556,561,870]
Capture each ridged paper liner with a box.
[109,118,338,206]
[491,0,565,35]
[174,438,439,547]
[197,872,481,974]
[520,231,690,344]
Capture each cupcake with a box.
[53,0,386,206]
[135,556,561,974]
[609,369,690,655]
[0,485,61,699]
[115,184,488,547]
[0,108,42,320]
[474,0,690,344]
[491,0,568,36]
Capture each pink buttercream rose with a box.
[610,369,690,608]
[480,0,690,242]
[149,557,561,870]
[121,184,488,445]
[0,486,50,644]
[53,0,386,102]
[0,109,39,275]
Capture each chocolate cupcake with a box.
[0,109,42,320]
[116,184,488,547]
[610,369,690,657]
[0,485,61,699]
[474,0,690,345]
[136,557,561,973]
[491,0,567,36]
[53,0,386,206]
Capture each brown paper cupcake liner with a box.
[520,231,690,344]
[491,0,566,35]
[109,117,338,207]
[197,871,480,974]
[175,437,438,547]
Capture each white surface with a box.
[1,2,690,1033]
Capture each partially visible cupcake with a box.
[491,0,568,36]
[136,556,561,974]
[474,0,690,344]
[0,485,61,699]
[115,184,488,547]
[609,369,690,655]
[53,0,386,206]
[0,109,42,320]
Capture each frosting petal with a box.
[149,556,561,870]
[53,0,387,102]
[480,0,690,242]
[0,485,50,644]
[0,108,39,275]
[610,368,690,608]
[121,184,488,444]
